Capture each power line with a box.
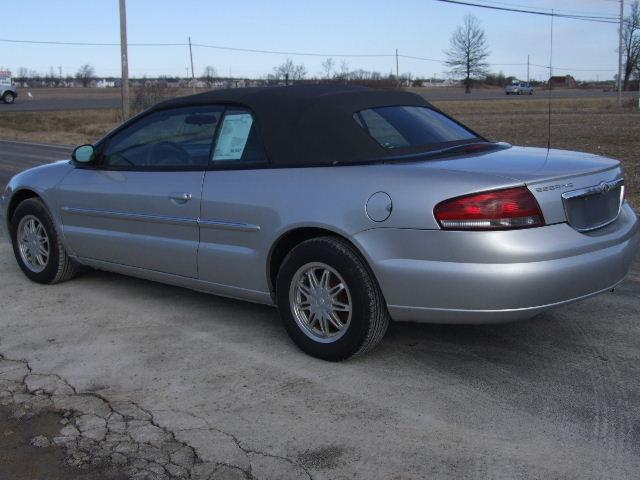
[0,38,185,47]
[192,42,394,58]
[529,63,617,72]
[0,38,618,74]
[472,0,618,18]
[433,0,620,23]
[0,38,396,57]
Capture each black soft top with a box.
[150,84,436,167]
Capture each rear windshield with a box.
[354,106,477,150]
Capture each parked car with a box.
[506,82,534,95]
[1,84,17,104]
[1,85,638,360]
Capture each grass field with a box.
[436,97,640,207]
[0,96,638,206]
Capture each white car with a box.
[506,82,534,95]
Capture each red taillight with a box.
[434,187,544,230]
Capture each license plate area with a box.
[562,179,624,232]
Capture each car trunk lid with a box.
[420,145,624,229]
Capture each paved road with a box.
[0,141,639,479]
[1,97,120,112]
[423,88,639,102]
[0,140,72,189]
[2,89,637,112]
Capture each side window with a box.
[102,106,223,168]
[211,108,268,166]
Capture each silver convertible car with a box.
[1,85,638,360]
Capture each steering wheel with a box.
[148,141,190,166]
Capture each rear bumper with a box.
[352,203,639,324]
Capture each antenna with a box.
[547,9,554,151]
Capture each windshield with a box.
[354,106,478,150]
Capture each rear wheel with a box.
[276,236,389,361]
[2,92,15,104]
[10,198,78,284]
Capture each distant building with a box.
[549,75,577,88]
[0,70,12,86]
[96,79,116,88]
[418,78,458,88]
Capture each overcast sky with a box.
[0,0,627,81]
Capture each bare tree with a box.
[622,1,640,90]
[334,60,350,80]
[321,58,335,79]
[293,63,307,81]
[76,64,95,87]
[202,65,218,86]
[15,67,29,83]
[445,14,490,93]
[273,58,307,83]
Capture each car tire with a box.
[276,236,389,361]
[3,92,15,104]
[10,198,78,284]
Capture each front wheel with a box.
[3,92,15,104]
[10,198,78,284]
[276,236,389,361]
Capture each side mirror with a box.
[72,144,95,164]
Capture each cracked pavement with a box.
[1,232,640,479]
[1,353,301,479]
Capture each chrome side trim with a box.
[61,207,260,232]
[198,219,261,232]
[561,178,625,233]
[60,207,197,226]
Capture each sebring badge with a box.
[535,183,574,193]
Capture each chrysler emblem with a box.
[599,182,611,194]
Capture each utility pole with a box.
[58,65,62,79]
[119,0,130,120]
[527,55,530,83]
[188,36,196,93]
[617,0,624,105]
[395,49,399,85]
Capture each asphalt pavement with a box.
[1,96,120,112]
[0,141,639,479]
[0,140,72,189]
[1,88,637,112]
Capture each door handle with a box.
[169,192,193,204]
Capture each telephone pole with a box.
[527,55,530,83]
[188,36,196,93]
[617,0,624,105]
[395,49,399,85]
[119,0,130,120]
